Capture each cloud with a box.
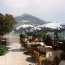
[4,0,29,8]
[3,0,65,22]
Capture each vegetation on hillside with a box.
[15,13,46,25]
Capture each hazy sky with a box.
[0,0,65,23]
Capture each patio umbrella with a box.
[16,24,34,31]
[41,27,52,32]
[45,22,62,30]
[29,27,42,32]
[36,24,45,28]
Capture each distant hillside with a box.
[15,13,46,26]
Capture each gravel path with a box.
[0,33,32,65]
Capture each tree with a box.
[0,13,16,36]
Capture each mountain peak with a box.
[22,13,30,16]
[15,14,46,25]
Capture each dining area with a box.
[19,31,65,65]
[22,39,65,65]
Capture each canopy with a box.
[16,24,34,30]
[30,27,41,32]
[45,22,62,30]
[36,24,45,28]
[35,22,62,31]
[60,23,65,30]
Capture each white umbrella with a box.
[16,24,34,30]
[29,27,41,32]
[36,24,45,28]
[45,22,62,30]
[60,23,65,29]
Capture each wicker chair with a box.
[29,46,37,57]
[34,51,47,65]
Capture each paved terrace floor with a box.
[0,33,33,65]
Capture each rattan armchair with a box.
[34,51,47,65]
[29,46,37,57]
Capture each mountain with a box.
[15,13,46,26]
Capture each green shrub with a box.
[38,32,47,38]
[19,33,26,43]
[0,45,6,55]
[19,33,26,38]
[25,32,36,37]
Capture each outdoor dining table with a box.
[36,45,63,62]
[46,50,63,61]
[59,60,65,65]
[37,46,46,52]
[27,41,44,48]
[37,45,52,52]
[26,41,42,49]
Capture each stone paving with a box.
[0,33,33,65]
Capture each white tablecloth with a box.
[46,50,63,61]
[59,60,65,65]
[27,42,45,48]
[37,46,46,52]
[38,42,45,46]
[45,46,52,48]
[37,46,52,52]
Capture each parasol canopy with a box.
[45,22,62,30]
[16,24,34,30]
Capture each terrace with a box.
[0,32,65,65]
